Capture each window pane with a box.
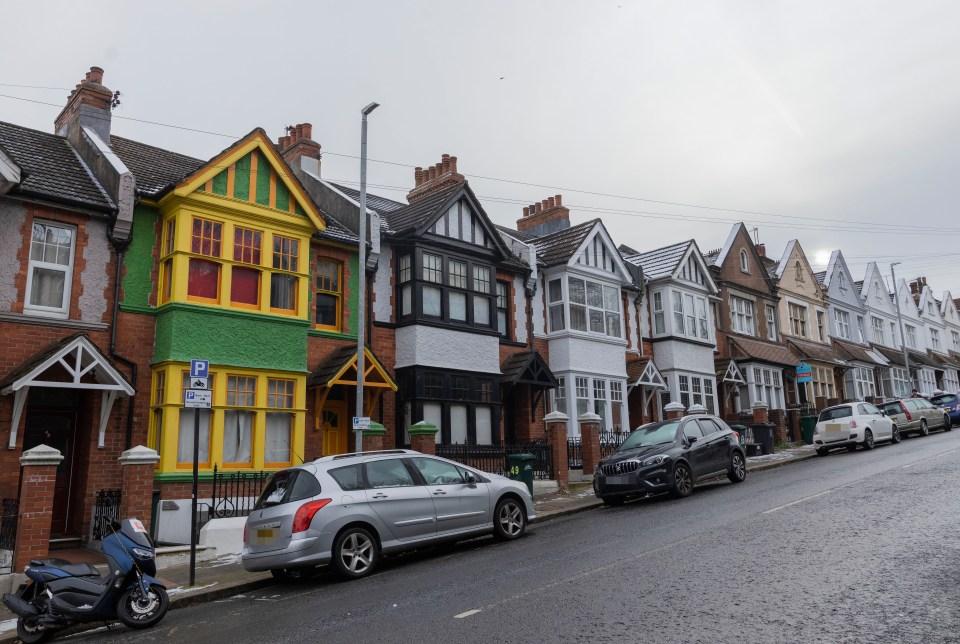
[188,258,220,299]
[178,409,210,463]
[449,260,467,288]
[570,304,587,331]
[605,312,621,337]
[586,282,603,307]
[450,404,468,443]
[423,285,442,316]
[589,309,605,333]
[473,266,490,293]
[473,295,490,325]
[316,293,338,326]
[222,410,253,464]
[29,267,66,308]
[603,285,619,311]
[423,254,442,283]
[549,304,565,331]
[272,236,299,271]
[231,266,260,306]
[450,291,467,321]
[569,278,586,304]
[548,279,563,303]
[270,273,297,310]
[265,412,292,463]
[399,255,411,282]
[401,284,412,315]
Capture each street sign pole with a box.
[189,406,199,586]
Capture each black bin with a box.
[751,423,775,455]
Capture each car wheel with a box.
[671,463,693,498]
[332,527,379,579]
[493,497,527,540]
[816,447,829,457]
[891,425,901,444]
[862,429,875,450]
[602,496,625,507]
[943,416,952,432]
[270,567,318,582]
[727,451,746,483]
[919,419,929,436]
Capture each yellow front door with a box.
[321,400,348,456]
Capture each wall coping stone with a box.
[20,444,64,467]
[119,445,161,466]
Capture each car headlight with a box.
[594,466,601,475]
[642,454,670,467]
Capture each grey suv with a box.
[241,450,535,580]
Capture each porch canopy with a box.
[307,345,397,428]
[786,337,849,368]
[727,336,797,368]
[832,339,887,367]
[500,350,557,420]
[0,333,134,449]
[628,358,668,390]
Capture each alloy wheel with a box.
[673,464,692,497]
[340,532,375,575]
[498,500,524,537]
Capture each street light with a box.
[355,102,379,453]
[890,262,912,394]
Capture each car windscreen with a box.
[253,469,321,509]
[617,421,680,451]
[818,407,853,422]
[930,394,958,406]
[879,402,902,416]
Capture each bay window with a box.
[749,366,784,409]
[880,366,910,398]
[25,221,76,317]
[545,276,622,339]
[844,367,875,401]
[397,368,500,445]
[653,291,665,334]
[677,374,717,413]
[396,250,494,329]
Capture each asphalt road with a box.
[70,431,960,644]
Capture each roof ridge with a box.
[110,134,205,164]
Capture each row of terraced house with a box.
[2,67,960,569]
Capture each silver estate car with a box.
[241,450,535,580]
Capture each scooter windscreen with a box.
[119,518,154,549]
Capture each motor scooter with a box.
[2,517,168,643]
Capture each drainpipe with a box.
[110,240,137,450]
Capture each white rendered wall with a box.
[372,245,393,323]
[395,325,501,373]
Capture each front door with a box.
[321,400,348,456]
[23,411,77,536]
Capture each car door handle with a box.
[371,493,388,499]
[432,489,447,495]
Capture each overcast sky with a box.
[3,1,960,297]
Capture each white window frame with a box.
[730,295,755,336]
[765,304,777,342]
[739,250,749,272]
[653,290,665,335]
[953,330,960,352]
[748,365,784,410]
[906,325,917,349]
[24,220,77,318]
[788,302,808,338]
[930,328,941,351]
[871,316,885,345]
[834,309,851,340]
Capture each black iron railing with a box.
[208,465,271,519]
[435,443,554,480]
[566,438,584,469]
[0,498,18,551]
[92,489,122,540]
[599,432,630,459]
[567,433,630,469]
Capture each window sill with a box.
[0,312,108,331]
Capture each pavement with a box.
[0,443,816,642]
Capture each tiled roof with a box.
[831,339,884,365]
[623,240,689,280]
[110,135,204,198]
[728,336,798,367]
[382,183,463,234]
[500,350,557,388]
[871,344,907,367]
[315,215,358,244]
[703,250,721,267]
[927,351,960,370]
[0,121,114,212]
[814,271,827,284]
[307,344,358,388]
[786,337,848,365]
[618,243,641,257]
[530,219,599,267]
[626,358,652,382]
[495,224,537,243]
[328,182,406,213]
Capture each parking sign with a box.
[190,359,209,379]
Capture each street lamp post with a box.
[890,262,912,394]
[355,102,379,454]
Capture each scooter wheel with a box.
[17,618,51,644]
[116,585,169,629]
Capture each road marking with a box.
[762,489,834,514]
[455,609,482,619]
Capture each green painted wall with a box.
[234,152,251,201]
[153,303,309,372]
[275,181,290,212]
[255,151,271,207]
[212,169,228,195]
[345,252,359,336]
[121,205,159,312]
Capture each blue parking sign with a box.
[190,360,209,379]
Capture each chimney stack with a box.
[406,153,466,203]
[54,66,114,142]
[277,122,321,177]
[756,243,766,258]
[516,194,570,237]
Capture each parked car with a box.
[593,414,746,506]
[929,392,960,425]
[878,397,952,437]
[241,450,535,581]
[813,402,898,456]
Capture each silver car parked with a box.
[878,398,952,437]
[241,450,535,580]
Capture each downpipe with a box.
[110,240,137,450]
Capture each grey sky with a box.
[3,1,959,295]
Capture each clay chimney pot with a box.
[555,194,562,206]
[302,123,312,139]
[295,124,304,139]
[523,207,530,217]
[450,156,458,174]
[87,66,104,84]
[548,197,555,208]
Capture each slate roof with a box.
[831,339,884,365]
[727,336,798,367]
[702,250,721,267]
[814,271,827,284]
[315,215,358,244]
[530,219,599,267]
[327,182,406,214]
[622,240,689,280]
[0,121,114,212]
[786,337,848,365]
[871,344,907,367]
[110,135,204,198]
[495,224,537,244]
[381,183,464,234]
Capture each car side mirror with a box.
[686,436,698,445]
[466,473,477,488]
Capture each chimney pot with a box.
[87,66,104,84]
[523,207,530,217]
[414,167,423,186]
[548,197,555,208]
[756,243,766,257]
[295,124,304,140]
[301,123,312,139]
[450,156,458,174]
[442,155,450,173]
[541,199,549,210]
[555,194,562,206]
